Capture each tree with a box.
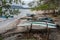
[21,1,25,5]
[28,1,35,7]
[0,7,2,16]
[30,0,60,16]
[10,9,20,15]
[1,0,22,18]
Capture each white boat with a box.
[17,21,56,30]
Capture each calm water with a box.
[19,9,32,17]
[0,9,33,33]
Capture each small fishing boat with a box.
[17,17,57,32]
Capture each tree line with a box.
[28,0,60,17]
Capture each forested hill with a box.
[11,5,31,9]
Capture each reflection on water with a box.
[19,9,32,17]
